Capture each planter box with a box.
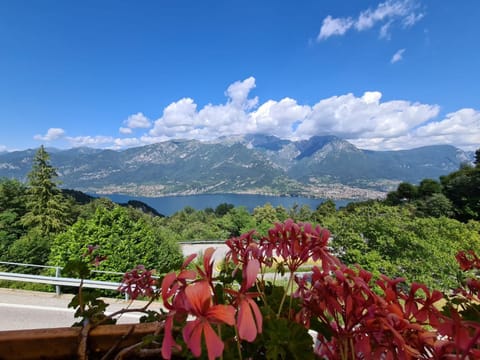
[0,322,158,360]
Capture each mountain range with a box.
[0,135,473,200]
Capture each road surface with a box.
[0,288,152,331]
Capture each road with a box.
[0,288,151,331]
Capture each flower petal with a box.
[183,320,203,357]
[237,297,261,342]
[185,281,212,315]
[244,258,260,290]
[206,304,235,326]
[203,322,225,360]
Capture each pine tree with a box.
[20,145,70,236]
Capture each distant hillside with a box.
[0,136,473,200]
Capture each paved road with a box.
[0,288,152,331]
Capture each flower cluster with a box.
[118,265,157,300]
[114,220,480,359]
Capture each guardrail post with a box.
[55,267,61,296]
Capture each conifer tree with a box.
[21,145,70,236]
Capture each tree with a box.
[417,178,442,198]
[20,146,71,236]
[0,179,27,257]
[49,205,184,279]
[396,182,417,201]
[253,203,281,234]
[314,199,337,221]
[327,202,480,290]
[416,193,454,218]
[218,206,255,237]
[441,165,480,221]
[214,203,234,217]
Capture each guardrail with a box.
[0,272,121,291]
[0,261,125,298]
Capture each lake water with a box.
[97,193,353,216]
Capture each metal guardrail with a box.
[0,272,121,291]
[0,261,125,297]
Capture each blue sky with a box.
[0,0,479,152]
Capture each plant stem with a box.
[234,323,243,360]
[78,278,84,316]
[277,271,294,318]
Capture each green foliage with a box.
[217,206,255,237]
[418,178,442,198]
[261,316,314,360]
[415,193,454,218]
[441,164,480,221]
[0,179,27,257]
[49,205,183,280]
[327,202,480,290]
[215,203,234,216]
[288,204,313,222]
[7,228,51,270]
[313,199,336,222]
[396,182,418,201]
[21,145,72,236]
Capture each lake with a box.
[97,193,354,216]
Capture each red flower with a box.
[225,259,263,342]
[182,281,235,360]
[118,265,156,300]
[404,283,444,327]
[235,292,262,342]
[265,219,338,273]
[456,250,480,271]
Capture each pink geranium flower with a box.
[183,281,235,360]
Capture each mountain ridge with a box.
[0,136,473,200]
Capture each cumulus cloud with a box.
[391,48,406,63]
[294,91,439,140]
[318,0,424,41]
[34,128,66,141]
[251,98,311,138]
[149,77,259,140]
[120,112,151,134]
[145,77,478,151]
[349,109,480,150]
[34,77,480,151]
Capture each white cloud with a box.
[34,77,479,152]
[124,112,151,128]
[295,91,439,140]
[149,77,259,140]
[119,127,133,134]
[226,77,258,110]
[120,112,151,134]
[391,48,406,63]
[34,128,66,141]
[66,135,114,147]
[403,12,424,27]
[113,137,142,148]
[318,16,354,40]
[251,98,311,138]
[317,0,424,40]
[349,109,480,151]
[379,21,393,39]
